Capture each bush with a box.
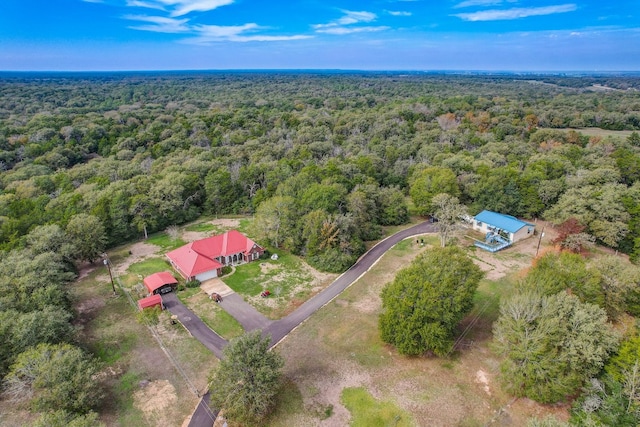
[186,279,201,288]
[136,306,161,326]
[220,266,232,276]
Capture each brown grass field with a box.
[264,226,569,427]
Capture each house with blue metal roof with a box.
[472,210,535,252]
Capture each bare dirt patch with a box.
[469,221,557,281]
[133,379,179,426]
[181,230,209,242]
[181,218,241,242]
[210,218,241,229]
[113,242,158,274]
[260,262,279,274]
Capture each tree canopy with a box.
[379,246,483,356]
[493,292,618,403]
[209,331,284,425]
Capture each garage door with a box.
[196,269,218,281]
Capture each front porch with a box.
[474,232,512,252]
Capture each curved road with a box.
[170,220,436,427]
[263,220,436,346]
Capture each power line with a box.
[105,254,202,397]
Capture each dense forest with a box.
[1,72,640,423]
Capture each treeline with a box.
[1,74,639,255]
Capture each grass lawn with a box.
[222,248,331,319]
[178,291,244,340]
[184,222,221,234]
[146,232,186,251]
[127,257,173,276]
[341,387,415,427]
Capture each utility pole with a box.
[103,255,116,295]
[535,226,545,257]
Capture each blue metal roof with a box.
[474,210,533,233]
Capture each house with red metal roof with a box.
[166,230,264,282]
[143,271,178,295]
[137,294,163,310]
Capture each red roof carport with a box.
[143,271,178,294]
[137,294,163,310]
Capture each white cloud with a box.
[454,4,577,21]
[126,0,166,11]
[170,0,234,17]
[165,23,312,43]
[453,0,507,9]
[388,10,412,16]
[313,10,390,35]
[192,22,260,38]
[125,0,234,17]
[316,26,390,35]
[314,10,377,30]
[82,0,105,3]
[124,14,191,32]
[122,0,312,43]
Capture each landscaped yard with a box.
[222,248,337,319]
[177,291,244,340]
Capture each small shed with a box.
[143,271,178,295]
[138,294,163,310]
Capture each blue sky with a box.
[1,0,638,71]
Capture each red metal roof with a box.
[166,243,224,279]
[166,231,260,279]
[191,230,259,258]
[137,294,163,310]
[143,271,178,294]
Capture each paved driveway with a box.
[171,220,436,427]
[263,220,436,346]
[162,292,226,359]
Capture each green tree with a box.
[33,410,105,427]
[570,375,640,427]
[4,343,103,413]
[24,224,75,262]
[409,166,459,216]
[431,193,468,247]
[377,186,409,226]
[209,331,284,425]
[545,183,630,249]
[379,246,483,356]
[205,166,243,214]
[252,195,298,249]
[10,306,74,357]
[522,251,603,307]
[493,292,618,403]
[65,213,107,262]
[591,256,640,319]
[346,185,381,241]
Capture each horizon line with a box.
[1,68,639,75]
